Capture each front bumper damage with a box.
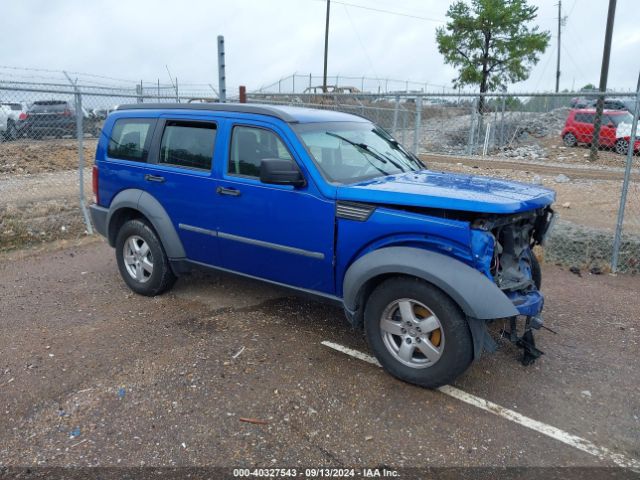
[472,206,555,365]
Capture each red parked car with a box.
[561,109,640,155]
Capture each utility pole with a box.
[555,0,561,93]
[590,0,617,161]
[322,0,331,93]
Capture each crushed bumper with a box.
[506,290,544,318]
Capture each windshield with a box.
[294,121,422,184]
[609,112,634,126]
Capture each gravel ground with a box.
[0,240,638,472]
[0,139,97,177]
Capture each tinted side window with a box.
[575,113,595,124]
[107,118,155,162]
[159,121,216,170]
[228,126,292,178]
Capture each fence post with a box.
[482,122,491,156]
[413,96,422,155]
[63,71,93,235]
[467,97,477,155]
[611,74,640,272]
[392,95,400,136]
[500,96,506,148]
[136,82,143,104]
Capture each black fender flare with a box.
[106,189,185,259]
[342,246,518,321]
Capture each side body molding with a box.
[342,247,519,320]
[106,189,186,259]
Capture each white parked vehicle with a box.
[1,102,27,139]
[0,106,8,138]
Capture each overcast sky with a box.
[3,0,639,94]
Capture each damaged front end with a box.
[472,206,555,364]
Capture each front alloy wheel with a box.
[563,133,577,147]
[380,299,444,368]
[364,277,473,388]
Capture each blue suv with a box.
[90,103,555,387]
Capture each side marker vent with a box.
[336,202,375,221]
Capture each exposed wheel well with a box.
[108,208,151,247]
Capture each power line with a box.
[561,42,587,83]
[309,0,444,23]
[342,4,382,84]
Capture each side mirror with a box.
[260,158,306,187]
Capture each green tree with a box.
[580,83,596,91]
[436,0,550,112]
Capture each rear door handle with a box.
[216,186,241,197]
[144,174,165,183]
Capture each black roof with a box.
[116,103,300,123]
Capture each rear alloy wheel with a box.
[364,277,473,388]
[615,138,629,155]
[563,132,577,147]
[115,219,176,296]
[122,235,154,284]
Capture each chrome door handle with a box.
[144,174,165,183]
[216,186,241,197]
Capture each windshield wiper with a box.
[361,142,414,172]
[386,138,424,169]
[325,132,387,163]
[325,131,390,176]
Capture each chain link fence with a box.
[247,89,640,274]
[1,74,639,274]
[0,76,213,251]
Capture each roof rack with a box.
[116,103,299,123]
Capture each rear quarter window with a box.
[107,118,156,162]
[30,102,70,113]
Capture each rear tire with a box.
[115,219,176,296]
[615,138,629,155]
[364,277,473,388]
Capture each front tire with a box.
[563,132,577,147]
[531,253,542,290]
[115,219,176,296]
[364,277,473,388]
